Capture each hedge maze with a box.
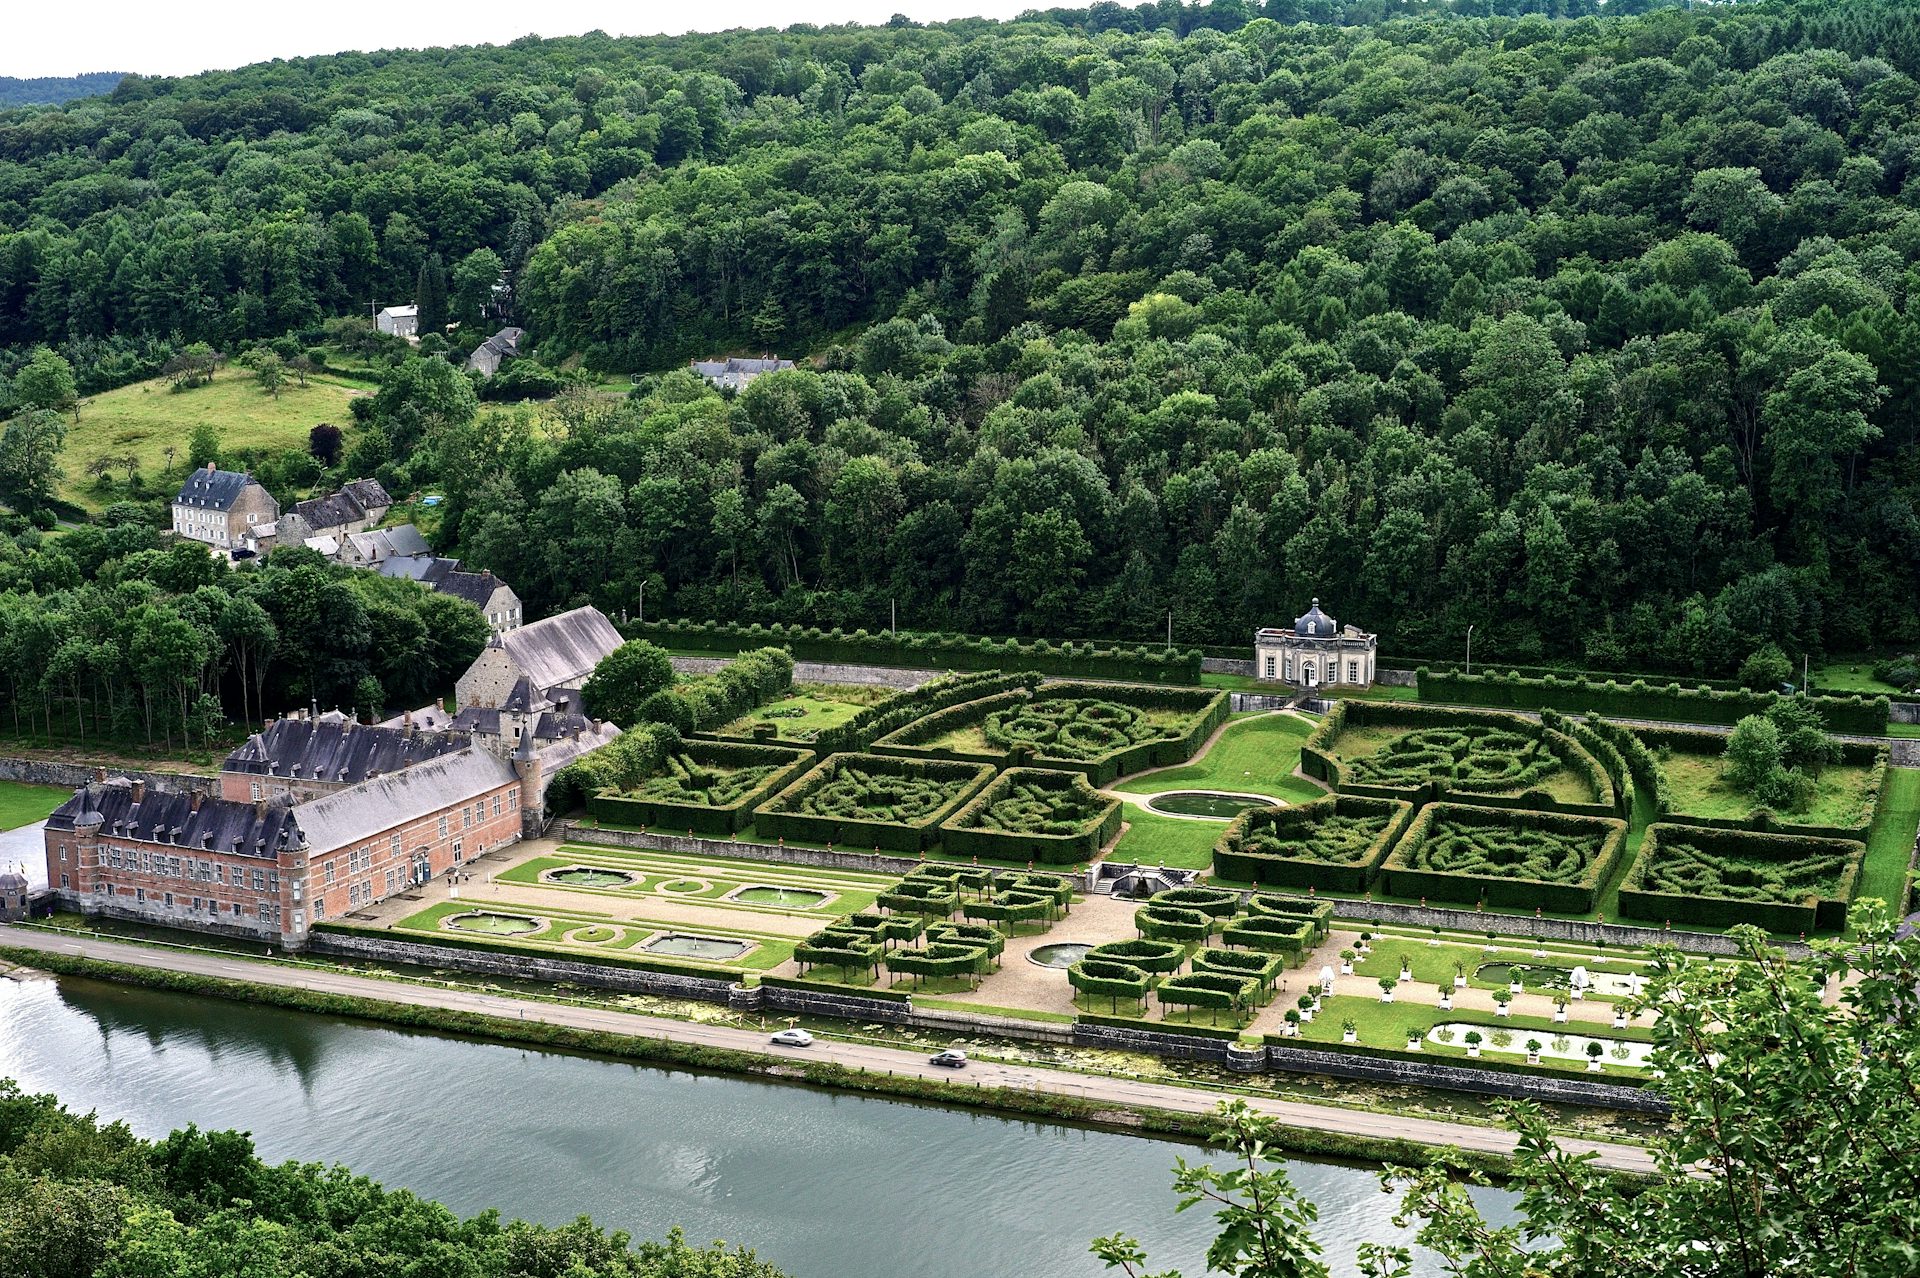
[757,753,995,852]
[1619,823,1866,934]
[1379,803,1627,912]
[1212,795,1415,891]
[939,767,1123,864]
[586,740,814,835]
[1302,702,1612,812]
[796,865,1072,988]
[873,680,1228,785]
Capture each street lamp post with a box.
[1465,624,1475,677]
[637,579,645,625]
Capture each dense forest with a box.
[2,0,1919,676]
[0,73,124,109]
[0,1077,787,1277]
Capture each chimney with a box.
[436,697,446,714]
[254,798,266,819]
[205,461,216,471]
[402,711,415,739]
[130,779,145,803]
[189,792,203,813]
[94,766,106,783]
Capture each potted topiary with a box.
[1339,948,1356,975]
[1612,1008,1628,1030]
[1397,955,1413,984]
[1379,976,1397,1003]
[1357,931,1373,954]
[1342,1018,1358,1044]
[1495,991,1511,1017]
[1553,996,1569,1024]
[1297,994,1316,1023]
[1465,1030,1483,1058]
[1453,961,1467,989]
[1284,1010,1301,1038]
[1437,987,1453,1011]
[1429,926,1443,947]
[1586,1041,1605,1072]
[1406,1028,1422,1052]
[1526,1038,1543,1065]
[1508,974,1524,995]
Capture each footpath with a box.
[0,925,1657,1173]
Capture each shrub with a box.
[1191,947,1288,996]
[938,767,1123,864]
[1617,823,1867,933]
[1213,795,1416,891]
[1068,957,1159,1012]
[1240,894,1335,943]
[1218,913,1317,962]
[1379,803,1628,913]
[1416,668,1889,734]
[757,752,996,852]
[810,671,1042,753]
[648,646,794,732]
[1086,938,1187,973]
[1157,970,1260,1022]
[1135,901,1215,942]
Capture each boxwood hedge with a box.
[586,739,815,835]
[1217,913,1317,961]
[938,767,1123,864]
[1212,794,1417,892]
[1378,803,1628,913]
[1240,894,1335,943]
[1617,823,1866,934]
[1086,938,1188,973]
[1416,667,1889,734]
[756,752,996,852]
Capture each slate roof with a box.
[222,718,469,784]
[174,467,255,512]
[294,748,516,852]
[441,568,507,609]
[466,327,525,375]
[496,606,622,694]
[1295,598,1338,638]
[343,524,431,563]
[376,555,457,587]
[47,781,301,859]
[292,478,393,534]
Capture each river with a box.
[0,972,1516,1277]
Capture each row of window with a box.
[92,881,280,923]
[67,843,277,892]
[1262,655,1364,684]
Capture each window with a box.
[313,899,324,919]
[462,806,473,829]
[59,874,68,888]
[324,861,335,885]
[1263,655,1276,679]
[508,790,517,811]
[164,893,174,908]
[1284,656,1294,681]
[251,781,263,800]
[452,841,463,863]
[232,902,242,917]
[438,815,449,839]
[390,834,401,855]
[1348,661,1359,682]
[215,865,225,884]
[492,794,502,818]
[384,869,396,893]
[252,869,266,891]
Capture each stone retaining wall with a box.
[1261,1041,1666,1113]
[60,890,279,944]
[0,757,213,794]
[307,930,738,1002]
[1283,896,1802,958]
[668,656,938,689]
[1890,738,1920,768]
[552,821,925,876]
[1889,700,1918,725]
[1201,657,1255,677]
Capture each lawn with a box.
[1326,722,1602,806]
[0,781,66,830]
[1657,746,1879,829]
[714,683,889,742]
[1109,806,1226,869]
[389,898,797,969]
[1854,766,1920,925]
[1114,711,1324,801]
[1198,673,1418,701]
[1809,657,1903,696]
[1291,994,1650,1077]
[61,367,368,512]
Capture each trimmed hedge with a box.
[622,618,1204,683]
[1417,668,1890,734]
[1617,823,1867,934]
[1068,958,1159,1009]
[1378,803,1629,913]
[756,752,997,852]
[875,878,961,918]
[1242,895,1335,943]
[873,681,1229,786]
[1540,709,1634,821]
[1212,795,1416,892]
[1086,938,1188,974]
[1217,913,1317,961]
[938,767,1123,864]
[638,646,795,734]
[1135,901,1216,942]
[1301,701,1616,816]
[586,739,815,835]
[1156,970,1261,1019]
[1192,946,1289,994]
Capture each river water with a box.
[0,973,1516,1277]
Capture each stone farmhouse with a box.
[455,605,622,710]
[465,326,525,377]
[1253,599,1378,690]
[375,554,523,631]
[690,355,793,392]
[337,523,432,566]
[172,464,278,551]
[375,304,418,339]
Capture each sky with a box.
[5,0,1043,79]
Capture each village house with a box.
[374,304,418,339]
[375,555,522,631]
[465,327,525,378]
[172,464,280,551]
[690,355,793,392]
[337,524,432,566]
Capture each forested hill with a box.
[1,0,1919,675]
[0,72,124,108]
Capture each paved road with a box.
[0,926,1657,1173]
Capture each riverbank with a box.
[0,927,1654,1173]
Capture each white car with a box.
[770,1028,815,1048]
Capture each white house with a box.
[375,305,419,339]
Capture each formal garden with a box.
[712,682,897,743]
[585,739,814,835]
[1618,824,1867,933]
[938,767,1123,864]
[1378,804,1627,912]
[1304,702,1614,810]
[1211,795,1416,891]
[384,897,799,972]
[756,752,997,852]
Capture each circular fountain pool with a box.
[1476,962,1641,998]
[1028,942,1094,969]
[445,911,542,936]
[731,885,829,909]
[1144,791,1279,819]
[643,933,753,961]
[546,866,639,888]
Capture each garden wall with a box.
[756,753,998,852]
[0,758,212,793]
[551,821,924,875]
[1627,726,1885,839]
[623,619,1204,683]
[1211,795,1415,892]
[306,929,738,1002]
[938,767,1123,864]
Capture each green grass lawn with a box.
[713,684,887,741]
[1656,746,1879,828]
[1326,722,1601,806]
[1198,673,1418,702]
[1854,766,1920,925]
[1109,807,1226,869]
[62,367,368,512]
[1888,724,1920,739]
[1809,657,1903,696]
[1115,712,1324,801]
[0,781,66,831]
[390,898,795,969]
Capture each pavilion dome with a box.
[1294,598,1338,637]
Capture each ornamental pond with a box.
[0,972,1517,1278]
